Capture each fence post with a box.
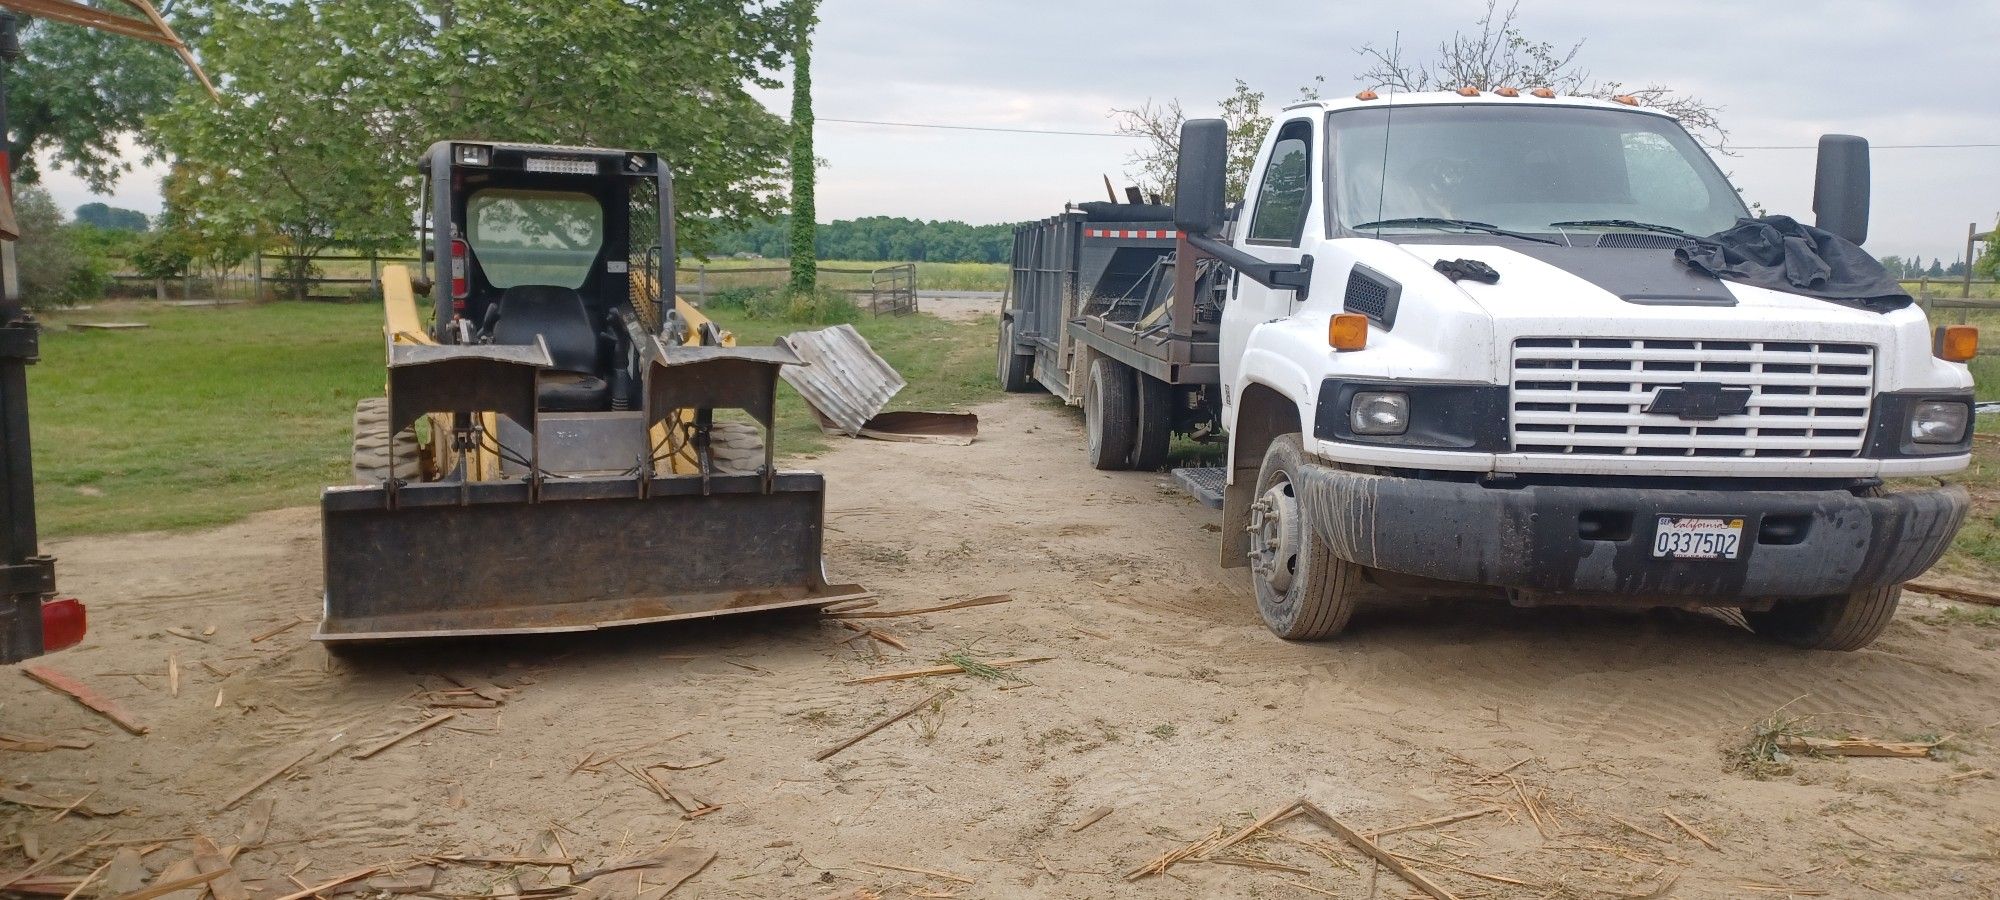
[182,271,193,303]
[369,252,380,294]
[252,252,263,302]
[697,265,708,303]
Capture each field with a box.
[28,300,996,538]
[687,258,1008,292]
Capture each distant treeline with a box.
[709,216,1021,263]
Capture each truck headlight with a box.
[1909,400,1969,444]
[1350,392,1409,435]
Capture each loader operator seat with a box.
[490,285,612,412]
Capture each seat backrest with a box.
[491,285,602,375]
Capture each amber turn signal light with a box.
[1329,313,1369,351]
[1937,324,1979,362]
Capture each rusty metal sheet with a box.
[808,408,979,446]
[777,324,906,436]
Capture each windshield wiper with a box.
[1349,217,1560,246]
[1548,219,1690,237]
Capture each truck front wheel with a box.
[1744,585,1901,651]
[1247,435,1363,640]
[1085,357,1138,470]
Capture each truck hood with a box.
[1387,242,1901,332]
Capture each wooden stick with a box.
[107,866,231,900]
[354,713,454,759]
[1069,806,1114,832]
[1610,814,1672,843]
[1662,809,1722,852]
[250,618,306,643]
[1907,581,2000,607]
[46,789,95,823]
[846,656,1051,685]
[1364,806,1502,839]
[1202,856,1311,875]
[1387,851,1539,888]
[1944,768,1992,782]
[56,858,112,900]
[1290,801,1460,900]
[268,865,380,900]
[857,860,974,884]
[0,731,93,751]
[1210,800,1303,853]
[168,653,180,698]
[19,665,149,735]
[814,689,949,761]
[824,593,1011,620]
[1776,735,1939,758]
[219,747,313,810]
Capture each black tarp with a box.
[1675,215,1911,313]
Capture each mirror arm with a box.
[1185,233,1314,298]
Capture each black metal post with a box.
[0,11,58,663]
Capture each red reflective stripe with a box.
[1083,228,1179,239]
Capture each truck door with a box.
[1221,117,1319,420]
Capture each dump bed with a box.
[1005,203,1220,402]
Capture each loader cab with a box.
[420,141,674,412]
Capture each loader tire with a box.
[706,422,765,475]
[997,316,1036,393]
[1744,585,1901,652]
[1085,357,1138,471]
[351,397,421,485]
[1129,373,1173,471]
[1247,435,1363,641]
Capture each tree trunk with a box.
[786,1,818,296]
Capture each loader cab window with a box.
[467,190,604,289]
[1246,120,1313,245]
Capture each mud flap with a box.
[317,473,868,641]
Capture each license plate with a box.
[1653,515,1744,560]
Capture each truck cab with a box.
[1177,91,1972,650]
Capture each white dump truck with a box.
[1004,89,1974,651]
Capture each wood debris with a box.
[1288,801,1460,900]
[1363,806,1502,839]
[219,747,313,811]
[823,593,1011,620]
[1125,825,1226,880]
[814,689,951,761]
[0,731,94,753]
[846,656,1051,685]
[354,713,455,759]
[19,664,150,735]
[108,862,231,900]
[269,864,381,900]
[1661,809,1722,852]
[1907,581,2000,607]
[191,836,248,900]
[1068,806,1114,832]
[164,626,210,644]
[0,788,121,818]
[859,859,975,884]
[1776,735,1943,758]
[250,617,307,643]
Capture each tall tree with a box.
[1355,0,1727,149]
[786,0,817,295]
[1112,80,1272,203]
[1977,223,2000,280]
[6,3,192,189]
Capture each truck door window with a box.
[1246,121,1313,245]
[467,190,605,289]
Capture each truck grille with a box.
[1510,338,1874,458]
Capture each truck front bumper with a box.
[1294,466,1968,600]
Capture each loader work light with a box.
[525,157,597,175]
[454,144,492,166]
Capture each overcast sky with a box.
[40,0,2000,263]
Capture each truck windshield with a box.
[1329,105,1747,239]
[467,189,604,288]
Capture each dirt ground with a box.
[5,394,2000,899]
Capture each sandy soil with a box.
[5,394,1999,899]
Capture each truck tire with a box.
[1744,585,1901,651]
[351,398,421,484]
[1129,373,1173,471]
[1247,434,1363,640]
[706,422,765,476]
[1085,357,1138,471]
[997,317,1036,393]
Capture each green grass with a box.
[29,301,999,538]
[686,258,1008,293]
[32,303,385,537]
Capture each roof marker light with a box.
[1612,94,1640,106]
[1456,85,1480,96]
[1531,87,1556,98]
[1355,89,1378,101]
[1495,86,1519,97]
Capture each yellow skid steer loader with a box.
[317,141,867,643]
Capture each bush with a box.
[702,285,858,324]
[14,186,108,308]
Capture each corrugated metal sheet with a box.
[778,324,906,435]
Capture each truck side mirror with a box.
[1813,134,1870,245]
[1174,118,1228,236]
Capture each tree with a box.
[1112,80,1275,203]
[1977,223,2000,280]
[1877,254,1905,279]
[1927,258,1946,278]
[74,202,151,231]
[6,4,191,189]
[787,0,817,295]
[12,185,105,308]
[1355,0,1727,150]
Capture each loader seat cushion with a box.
[491,285,611,411]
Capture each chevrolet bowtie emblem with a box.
[1644,382,1752,421]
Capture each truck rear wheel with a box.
[1129,373,1173,471]
[1744,585,1901,651]
[996,317,1035,393]
[1248,435,1362,640]
[351,398,421,484]
[1085,357,1138,470]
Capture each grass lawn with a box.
[688,259,1008,293]
[28,301,1000,538]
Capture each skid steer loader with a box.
[317,141,868,643]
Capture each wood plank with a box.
[106,863,229,900]
[354,713,455,759]
[1908,581,2000,607]
[814,689,950,761]
[218,747,312,811]
[845,657,1051,685]
[19,665,149,735]
[823,594,1011,620]
[1290,801,1459,900]
[190,837,247,900]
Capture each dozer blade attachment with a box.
[316,473,868,642]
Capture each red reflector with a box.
[450,238,470,309]
[41,598,86,652]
